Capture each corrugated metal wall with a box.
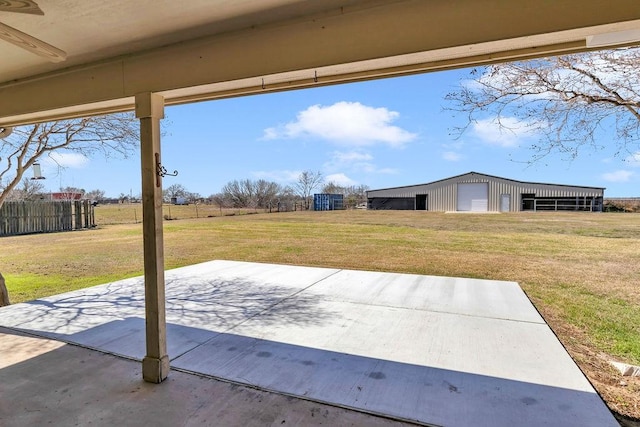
[367,172,604,212]
[313,193,344,211]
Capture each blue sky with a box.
[38,68,639,198]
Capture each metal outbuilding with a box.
[367,172,605,212]
[313,193,344,211]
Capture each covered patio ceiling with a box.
[1,0,640,126]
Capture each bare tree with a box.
[186,192,202,204]
[85,189,106,203]
[0,115,137,304]
[295,170,323,210]
[220,179,281,209]
[445,47,640,161]
[0,114,138,208]
[163,183,188,202]
[210,193,229,213]
[0,273,8,307]
[321,182,369,208]
[254,179,282,209]
[221,179,257,208]
[278,185,297,212]
[345,184,370,209]
[4,178,46,201]
[322,181,344,195]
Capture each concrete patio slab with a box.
[303,268,545,323]
[0,327,413,427]
[0,260,617,426]
[0,261,340,359]
[174,300,605,425]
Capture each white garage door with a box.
[457,183,488,211]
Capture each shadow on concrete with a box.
[169,324,618,427]
[0,260,619,426]
[0,328,413,427]
[0,275,338,345]
[3,318,618,427]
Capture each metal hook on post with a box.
[261,78,265,90]
[155,153,178,187]
[314,70,318,83]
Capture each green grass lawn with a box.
[2,208,640,417]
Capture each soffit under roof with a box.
[0,0,372,83]
[1,0,639,126]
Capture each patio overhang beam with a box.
[1,0,640,127]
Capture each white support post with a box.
[135,92,169,383]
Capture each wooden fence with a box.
[0,200,95,237]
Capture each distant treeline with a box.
[603,198,640,213]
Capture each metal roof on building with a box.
[367,171,606,195]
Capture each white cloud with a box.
[262,101,416,147]
[444,140,465,150]
[45,152,89,169]
[324,150,371,171]
[261,127,279,140]
[323,150,397,175]
[356,163,398,174]
[368,166,398,175]
[252,170,301,183]
[472,116,538,148]
[330,151,373,163]
[601,170,634,182]
[459,78,486,92]
[442,151,461,161]
[625,151,640,166]
[325,173,357,186]
[374,168,398,175]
